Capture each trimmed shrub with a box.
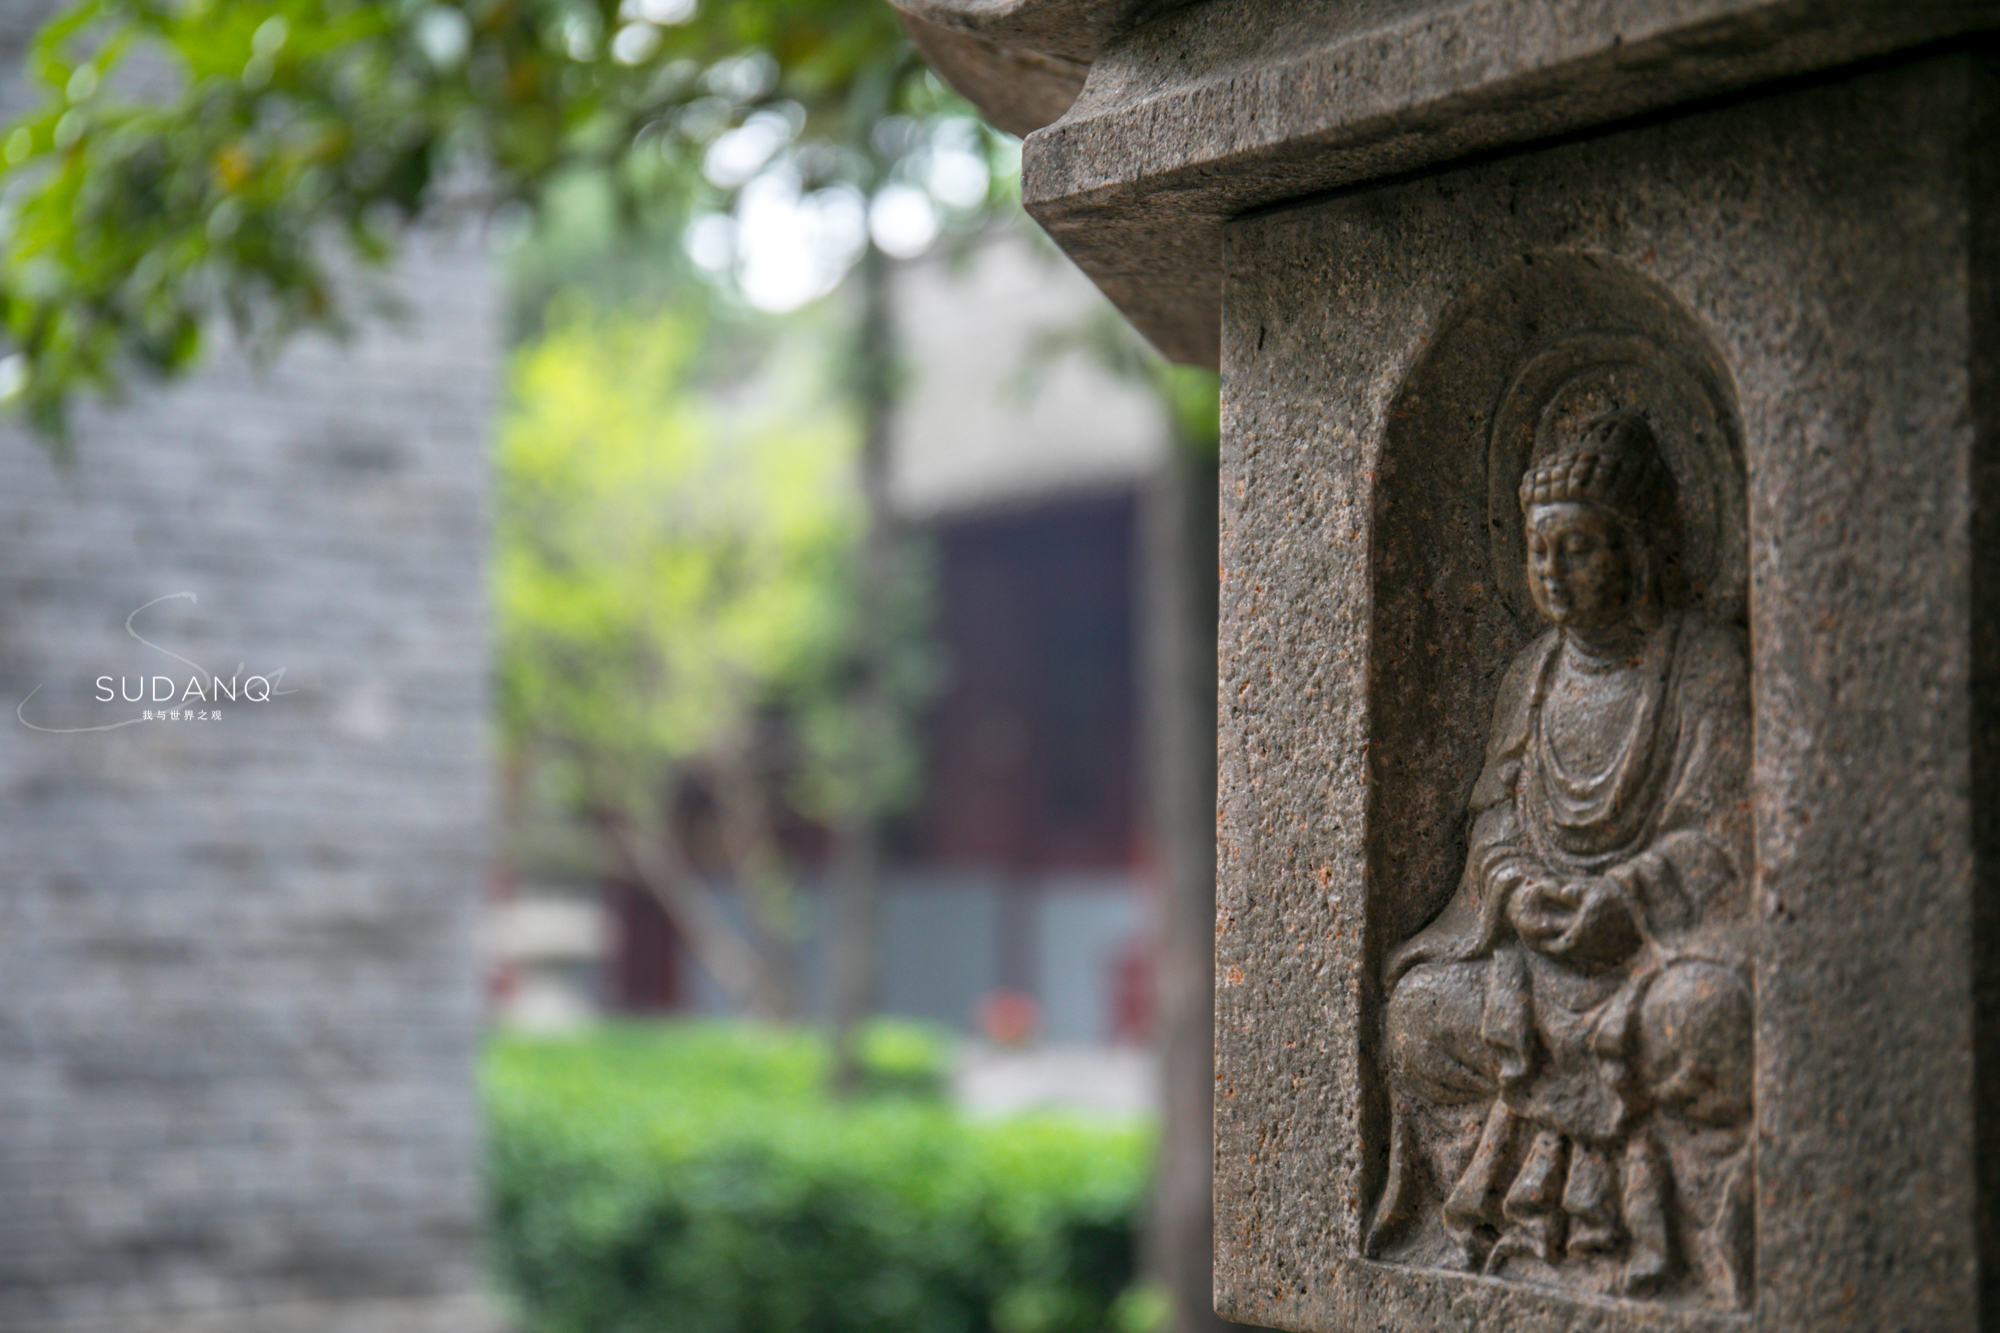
[485,1022,1155,1333]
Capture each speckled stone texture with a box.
[1214,52,1998,1332]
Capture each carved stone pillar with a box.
[895,3,2000,1329]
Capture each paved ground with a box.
[950,1042,1158,1120]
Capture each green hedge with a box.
[485,1022,1158,1333]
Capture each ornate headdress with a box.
[1518,408,1688,608]
[1518,410,1671,531]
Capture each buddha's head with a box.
[1518,411,1678,634]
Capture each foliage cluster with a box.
[497,296,939,1019]
[498,298,858,805]
[0,0,1013,440]
[486,1022,1160,1333]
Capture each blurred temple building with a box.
[491,230,1172,1046]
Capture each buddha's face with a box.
[1526,502,1636,631]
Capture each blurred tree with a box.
[0,0,1011,429]
[0,0,1012,1079]
[502,300,834,1020]
[1018,298,1233,1333]
[1141,389,1227,1333]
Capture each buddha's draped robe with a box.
[1371,609,1752,1295]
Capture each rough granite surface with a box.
[1214,53,1996,1331]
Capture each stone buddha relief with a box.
[1364,400,1754,1307]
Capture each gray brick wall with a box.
[0,15,499,1325]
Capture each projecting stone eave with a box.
[969,0,1997,370]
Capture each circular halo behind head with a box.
[1489,333,1744,627]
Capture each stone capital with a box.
[890,0,1995,366]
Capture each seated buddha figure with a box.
[1368,410,1753,1304]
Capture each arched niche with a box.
[1364,250,1747,973]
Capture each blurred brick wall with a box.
[0,11,500,1331]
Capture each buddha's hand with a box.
[1506,876,1640,969]
[1504,875,1573,950]
[1541,877,1642,972]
